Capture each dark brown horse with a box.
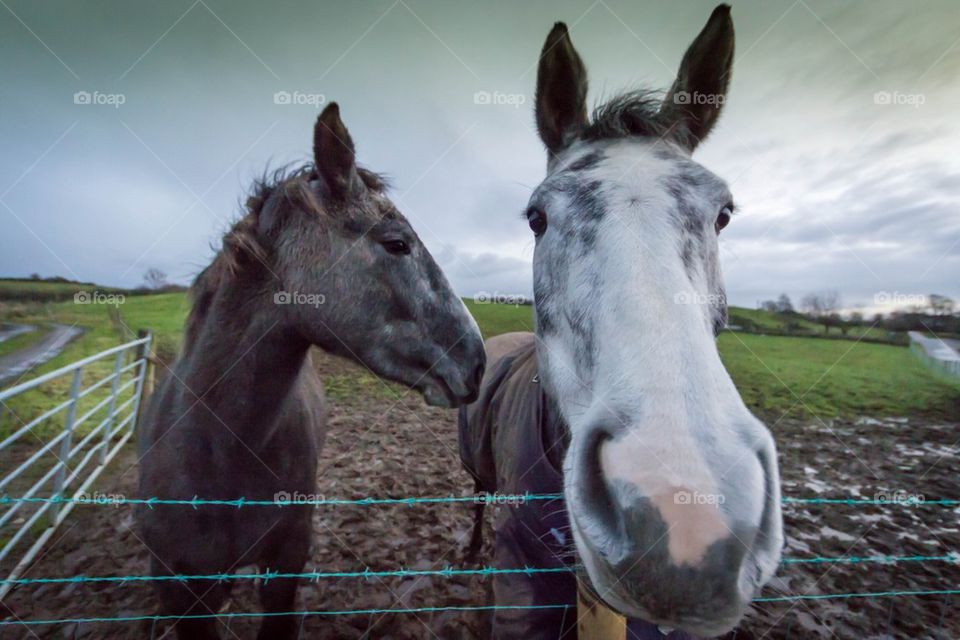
[461,6,782,638]
[138,102,485,639]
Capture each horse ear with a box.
[535,22,589,155]
[660,4,735,151]
[313,102,361,200]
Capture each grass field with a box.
[0,324,49,358]
[0,294,189,438]
[728,307,817,331]
[728,307,893,341]
[462,299,535,339]
[0,293,957,438]
[0,278,127,304]
[465,301,959,421]
[718,332,959,420]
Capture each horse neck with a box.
[178,279,309,440]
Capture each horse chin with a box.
[421,382,455,408]
[418,366,480,408]
[570,500,752,638]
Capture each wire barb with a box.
[3,593,960,627]
[1,493,956,508]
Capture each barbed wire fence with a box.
[0,338,956,636]
[0,491,957,635]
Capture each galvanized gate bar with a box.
[50,367,82,520]
[0,337,150,402]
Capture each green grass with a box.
[0,278,125,304]
[0,280,94,295]
[1,293,957,437]
[462,299,534,339]
[728,307,817,332]
[842,324,890,340]
[461,301,960,421]
[728,307,900,342]
[0,294,189,438]
[112,293,190,359]
[0,324,49,358]
[719,332,960,421]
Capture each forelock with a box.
[581,90,692,148]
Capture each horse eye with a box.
[715,205,733,234]
[381,239,411,255]
[527,208,548,236]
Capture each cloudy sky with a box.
[1,0,957,311]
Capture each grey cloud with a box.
[0,0,957,312]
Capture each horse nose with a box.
[592,431,738,567]
[569,421,780,634]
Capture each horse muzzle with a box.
[419,337,486,407]
[565,417,783,636]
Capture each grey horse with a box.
[139,102,485,640]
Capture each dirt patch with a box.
[1,353,958,639]
[737,415,960,639]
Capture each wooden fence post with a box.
[577,584,627,640]
[134,329,154,430]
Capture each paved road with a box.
[0,324,84,387]
[0,323,35,344]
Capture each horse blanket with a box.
[459,332,702,639]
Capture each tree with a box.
[849,311,864,326]
[821,290,841,314]
[776,294,794,314]
[760,299,778,313]
[929,294,955,316]
[800,293,822,316]
[802,290,842,334]
[143,268,168,290]
[834,313,850,335]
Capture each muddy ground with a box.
[1,352,958,639]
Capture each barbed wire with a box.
[1,493,955,509]
[3,591,959,627]
[1,554,956,587]
[1,490,956,630]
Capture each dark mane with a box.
[582,90,688,146]
[183,162,390,350]
[244,163,390,216]
[244,163,316,220]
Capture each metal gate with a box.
[0,332,152,599]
